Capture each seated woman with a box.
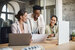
[45,15,58,38]
[11,9,30,33]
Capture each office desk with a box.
[0,40,58,50]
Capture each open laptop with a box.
[9,33,32,46]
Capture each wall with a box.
[18,1,33,13]
[18,0,40,14]
[63,0,75,34]
[63,0,75,21]
[40,0,55,6]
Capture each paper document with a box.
[32,34,48,43]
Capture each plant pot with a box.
[72,36,75,41]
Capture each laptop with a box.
[9,33,32,46]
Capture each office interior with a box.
[0,0,75,50]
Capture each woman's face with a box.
[21,12,27,22]
[50,17,57,26]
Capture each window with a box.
[1,3,15,21]
[0,3,15,27]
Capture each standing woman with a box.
[45,15,58,38]
[11,9,30,33]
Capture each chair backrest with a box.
[0,27,12,44]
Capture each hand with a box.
[50,34,55,37]
[47,34,55,38]
[47,35,51,38]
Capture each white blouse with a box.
[11,21,30,34]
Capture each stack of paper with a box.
[32,34,48,43]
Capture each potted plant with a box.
[72,30,75,41]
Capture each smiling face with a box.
[50,17,57,26]
[20,12,27,22]
[33,10,40,19]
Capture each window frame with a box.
[1,3,15,21]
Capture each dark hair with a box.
[15,8,27,20]
[50,15,58,25]
[33,5,42,11]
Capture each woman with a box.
[45,15,58,38]
[11,9,30,33]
